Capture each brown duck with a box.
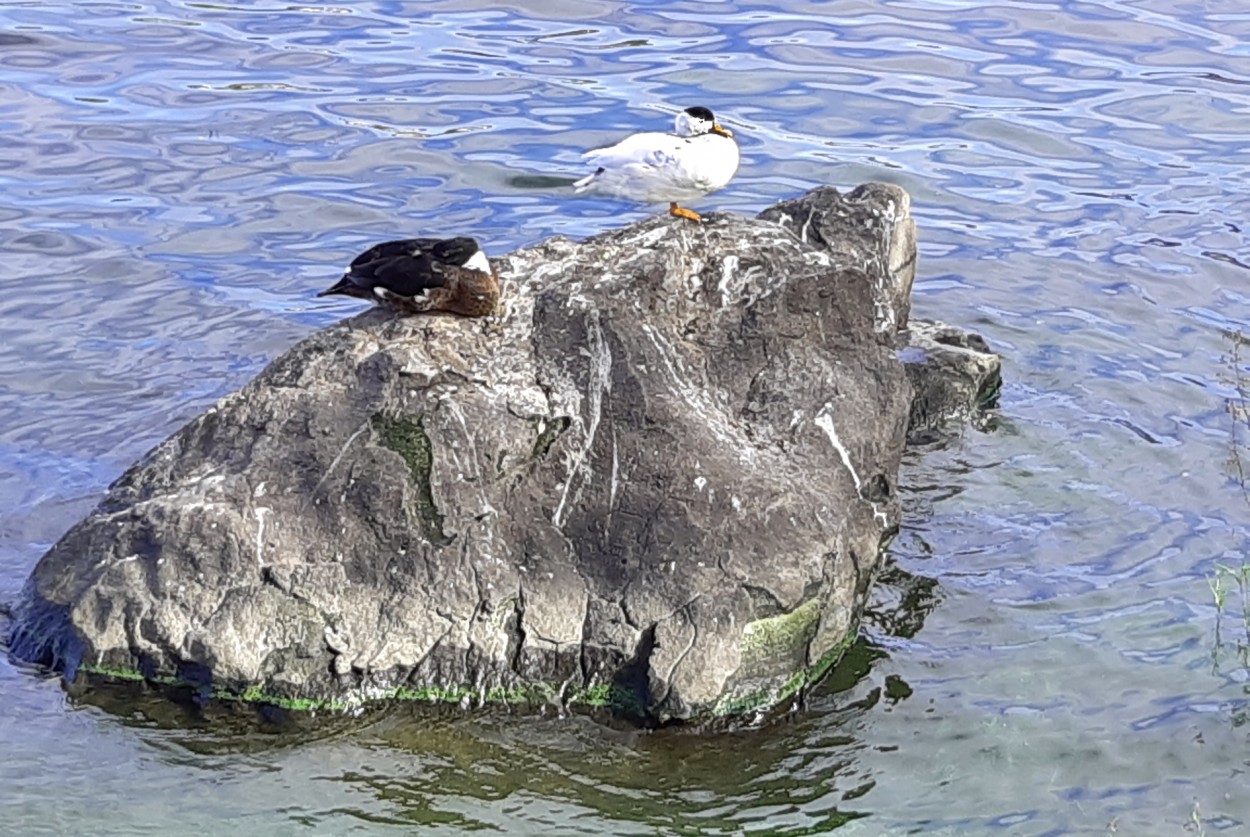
[317,236,499,317]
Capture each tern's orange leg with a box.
[669,202,703,222]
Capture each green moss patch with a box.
[977,369,1004,410]
[711,601,856,717]
[73,663,642,716]
[532,416,571,459]
[740,597,822,662]
[371,412,452,546]
[68,598,854,722]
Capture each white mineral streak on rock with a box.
[872,199,902,335]
[799,206,816,244]
[639,323,755,466]
[607,424,620,528]
[800,250,833,268]
[351,339,381,363]
[307,423,369,506]
[442,400,480,482]
[813,407,856,485]
[254,506,270,562]
[685,255,706,298]
[554,310,611,528]
[813,404,888,525]
[717,255,739,307]
[632,225,668,250]
[440,399,498,555]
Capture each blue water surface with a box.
[1,1,1249,834]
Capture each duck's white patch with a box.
[463,249,491,273]
[373,286,388,299]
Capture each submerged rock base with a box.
[8,184,998,724]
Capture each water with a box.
[1,0,1248,834]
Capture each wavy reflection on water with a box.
[1,0,1249,834]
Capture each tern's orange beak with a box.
[712,123,733,138]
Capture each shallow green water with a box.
[1,1,1248,834]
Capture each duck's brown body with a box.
[381,263,500,317]
[317,236,499,318]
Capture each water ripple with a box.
[2,0,1250,834]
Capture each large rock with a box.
[8,184,991,723]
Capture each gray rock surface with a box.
[901,321,1002,444]
[9,183,992,723]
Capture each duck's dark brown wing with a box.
[320,237,483,301]
[347,238,443,270]
[319,253,443,299]
[356,254,450,297]
[316,275,367,299]
[429,237,481,266]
